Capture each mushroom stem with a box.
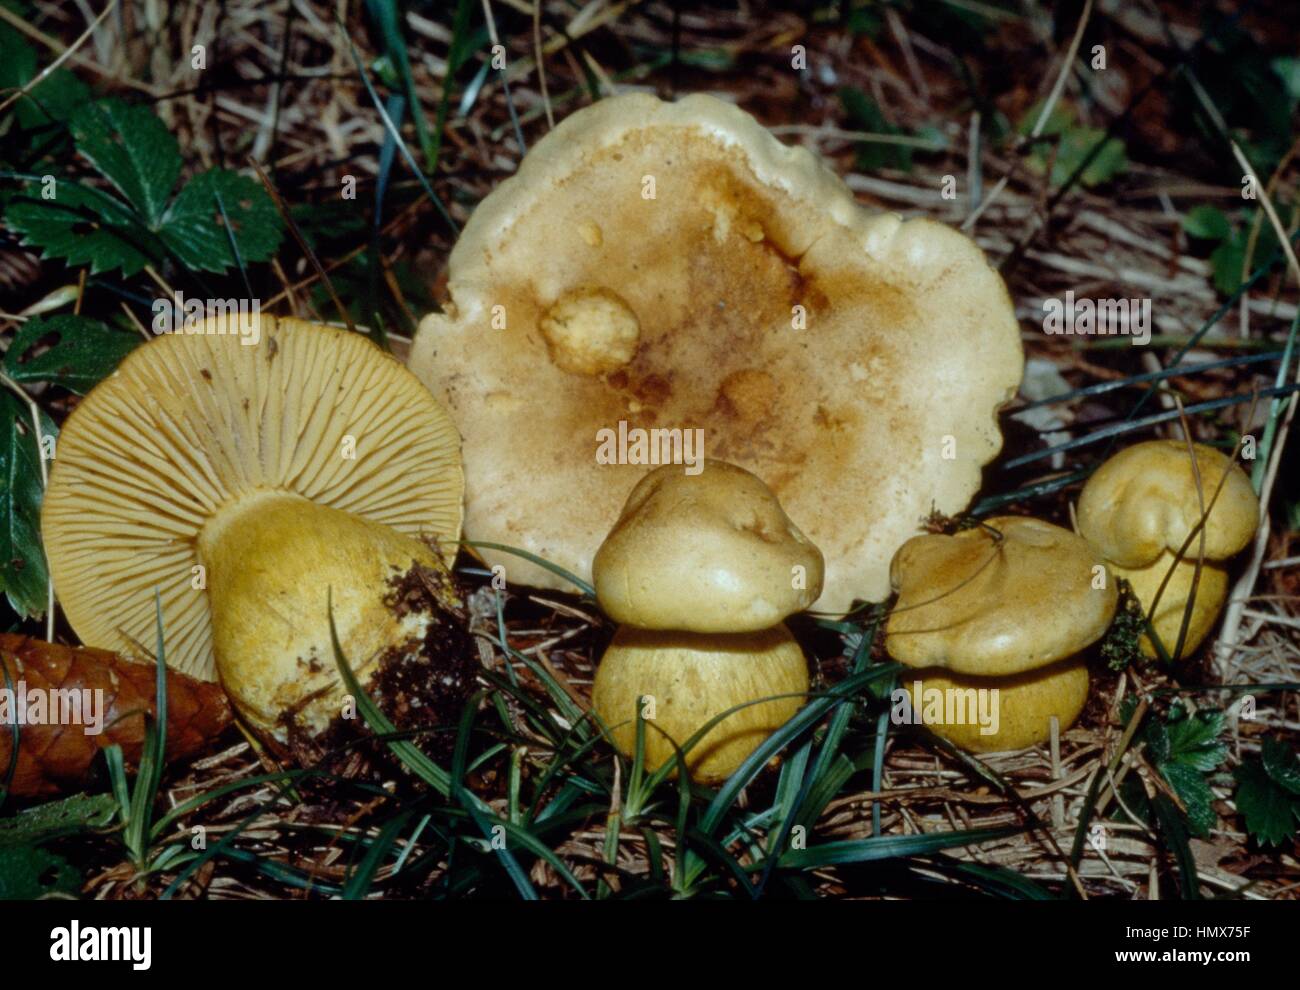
[196,489,446,737]
[591,625,809,784]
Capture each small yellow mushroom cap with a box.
[591,625,808,784]
[885,516,1117,676]
[593,460,824,633]
[1077,440,1259,569]
[1112,551,1229,660]
[902,660,1089,753]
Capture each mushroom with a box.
[1076,440,1259,659]
[41,315,465,740]
[898,663,1090,754]
[884,516,1116,752]
[409,92,1023,615]
[590,460,821,782]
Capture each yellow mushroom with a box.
[590,460,821,783]
[1077,440,1259,659]
[42,316,466,740]
[885,516,1115,752]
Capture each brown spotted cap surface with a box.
[410,92,1023,613]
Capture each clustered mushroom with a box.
[409,91,1023,616]
[1076,440,1259,659]
[42,315,466,741]
[884,516,1117,752]
[38,93,1265,782]
[589,460,822,782]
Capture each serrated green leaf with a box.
[1262,738,1300,795]
[5,180,159,276]
[0,843,81,899]
[1234,758,1300,847]
[0,792,117,847]
[159,169,282,273]
[1146,719,1171,765]
[1165,710,1228,772]
[69,99,180,227]
[4,315,138,393]
[1159,761,1217,838]
[1183,205,1231,242]
[15,68,89,131]
[1115,773,1151,825]
[0,389,56,618]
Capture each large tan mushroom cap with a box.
[1076,440,1259,569]
[410,92,1023,613]
[593,460,823,632]
[42,316,464,685]
[591,624,808,783]
[885,516,1117,676]
[902,660,1089,753]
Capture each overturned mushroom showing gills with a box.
[42,316,464,740]
[885,516,1115,751]
[591,461,818,783]
[410,92,1023,614]
[1076,440,1259,659]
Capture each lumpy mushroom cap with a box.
[410,92,1023,614]
[593,460,823,632]
[591,624,808,783]
[885,516,1117,676]
[1077,440,1259,569]
[42,315,464,682]
[1112,551,1229,660]
[903,660,1089,753]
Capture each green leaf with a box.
[1159,762,1217,838]
[1261,738,1300,796]
[4,315,139,393]
[0,21,87,130]
[159,169,282,273]
[1146,718,1171,765]
[0,792,117,847]
[1164,709,1228,773]
[838,87,913,172]
[69,99,180,227]
[1184,205,1231,242]
[5,180,159,276]
[1047,127,1127,188]
[0,389,56,618]
[0,843,81,899]
[1210,235,1246,295]
[1234,757,1300,847]
[1274,56,1300,103]
[1017,100,1074,138]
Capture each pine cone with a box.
[0,635,232,798]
